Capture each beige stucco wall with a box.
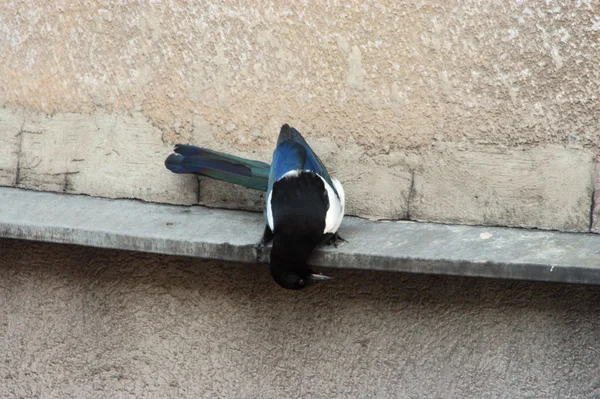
[1,1,599,231]
[1,238,600,398]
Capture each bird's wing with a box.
[290,126,336,195]
[271,124,337,196]
[265,124,344,232]
[267,125,307,196]
[289,127,330,175]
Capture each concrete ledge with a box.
[1,187,599,285]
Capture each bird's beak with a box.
[306,273,332,286]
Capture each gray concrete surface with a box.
[1,187,600,286]
[1,238,599,398]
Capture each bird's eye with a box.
[298,278,305,286]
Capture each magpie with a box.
[165,124,345,290]
[261,124,345,289]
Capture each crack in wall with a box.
[14,119,26,186]
[63,171,80,193]
[406,169,416,220]
[589,161,598,232]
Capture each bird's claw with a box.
[254,243,266,263]
[255,225,274,262]
[324,233,347,248]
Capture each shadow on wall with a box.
[1,238,600,398]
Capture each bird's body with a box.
[165,124,345,290]
[264,124,345,289]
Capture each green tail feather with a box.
[165,145,271,192]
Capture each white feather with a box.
[319,175,345,234]
[266,190,274,231]
[330,177,345,233]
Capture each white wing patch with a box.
[330,177,345,233]
[319,175,345,234]
[266,190,274,231]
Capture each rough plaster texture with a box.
[1,1,599,230]
[1,238,600,398]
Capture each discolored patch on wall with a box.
[0,108,24,187]
[411,145,595,232]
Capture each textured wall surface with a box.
[0,0,599,230]
[1,238,600,398]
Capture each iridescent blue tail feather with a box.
[165,144,270,191]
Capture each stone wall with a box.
[1,1,599,231]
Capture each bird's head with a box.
[269,235,331,290]
[269,263,331,290]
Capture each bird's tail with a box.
[165,144,270,191]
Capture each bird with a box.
[261,124,345,289]
[165,124,345,290]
